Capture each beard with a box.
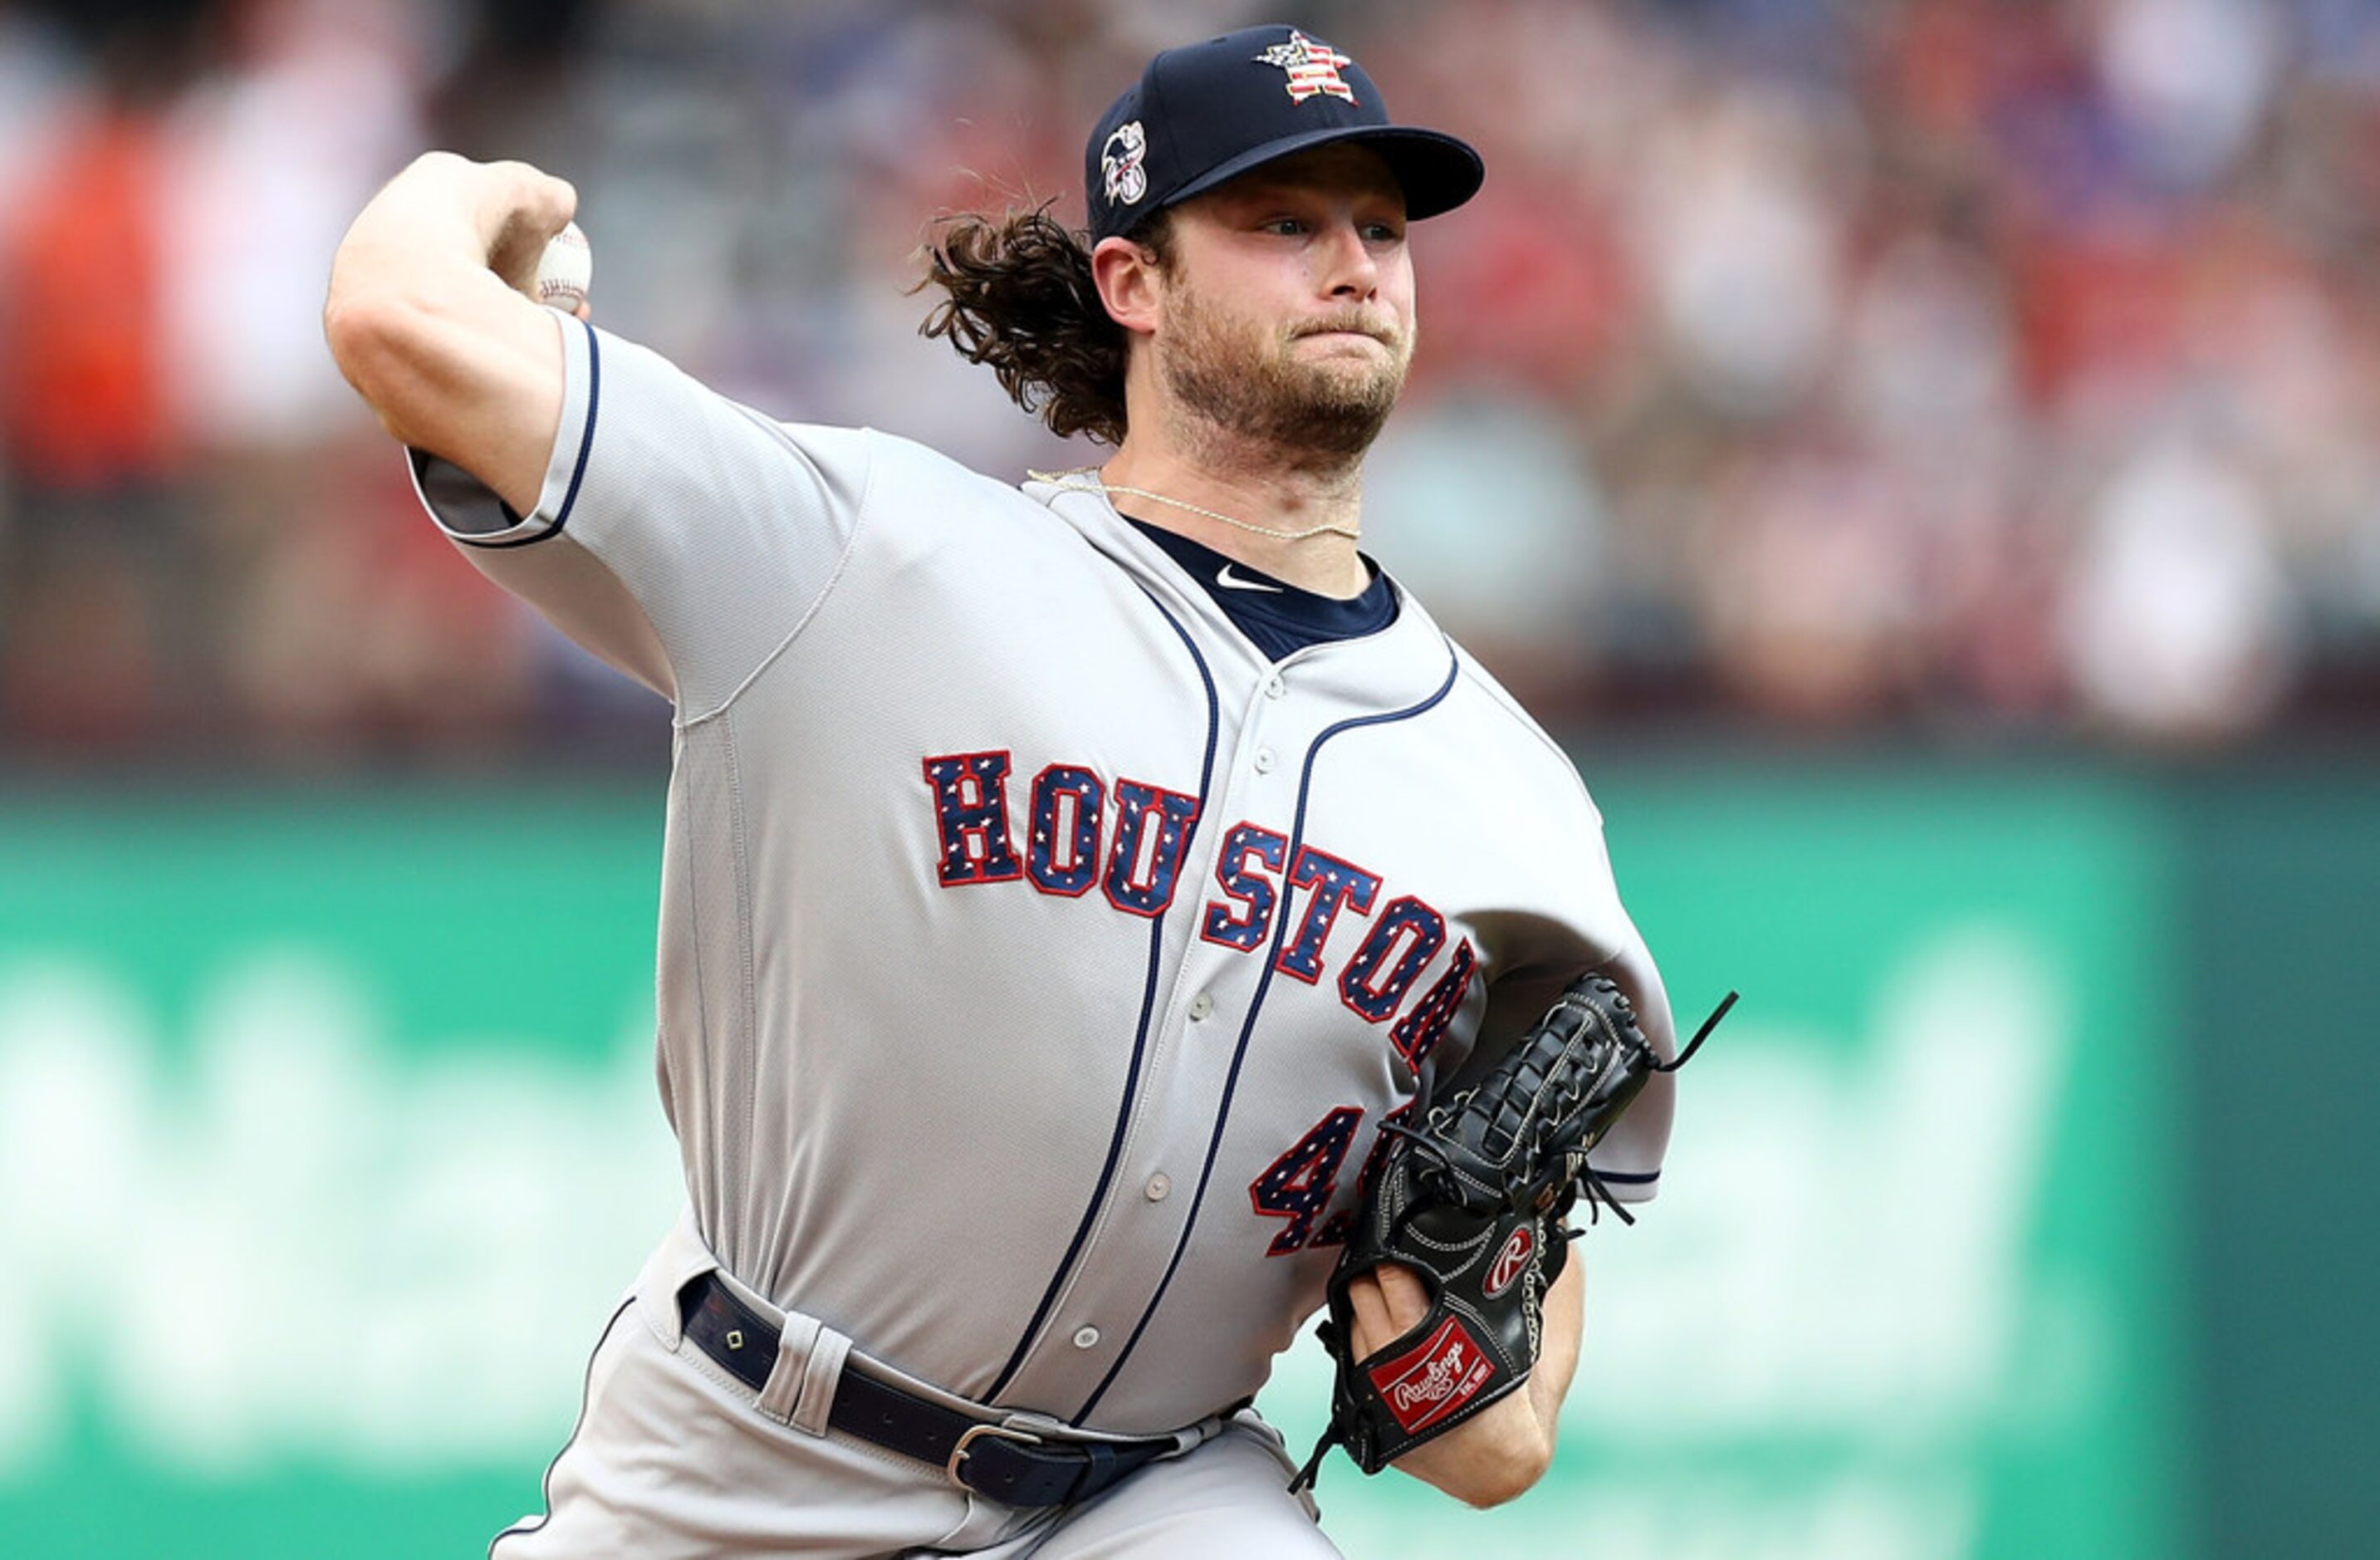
[1157,276,1412,467]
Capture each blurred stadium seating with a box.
[4,5,2378,1558]
[9,0,2380,764]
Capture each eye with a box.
[1362,221,1405,244]
[1262,217,1310,237]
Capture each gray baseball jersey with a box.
[413,313,1674,1478]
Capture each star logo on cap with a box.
[1255,30,1357,105]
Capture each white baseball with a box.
[536,221,592,312]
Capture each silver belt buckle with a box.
[946,1422,1044,1489]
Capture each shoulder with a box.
[590,334,1021,521]
[1394,596,1602,825]
[1462,647,1600,817]
[805,424,1061,522]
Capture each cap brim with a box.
[1164,125,1484,222]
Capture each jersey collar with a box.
[1022,474,1458,707]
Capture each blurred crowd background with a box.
[9,9,2380,1558]
[6,0,2380,764]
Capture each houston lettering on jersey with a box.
[921,749,1470,1052]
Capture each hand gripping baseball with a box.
[1292,976,1735,1489]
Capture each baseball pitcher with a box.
[326,23,1694,1558]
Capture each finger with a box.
[1372,1261,1431,1329]
[1344,1269,1396,1356]
[487,168,578,292]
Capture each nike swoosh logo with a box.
[1217,564,1284,594]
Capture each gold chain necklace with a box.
[1028,468,1362,542]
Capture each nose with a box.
[1313,217,1379,301]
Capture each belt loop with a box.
[1077,1441,1116,1504]
[757,1314,822,1427]
[755,1311,852,1437]
[794,1328,851,1437]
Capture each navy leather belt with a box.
[678,1272,1178,1508]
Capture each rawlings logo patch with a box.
[1367,1317,1497,1435]
[1485,1224,1535,1298]
[1102,120,1148,207]
[1255,30,1357,105]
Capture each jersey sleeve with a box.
[1548,782,1677,1204]
[408,315,874,720]
[1581,920,1677,1204]
[1456,724,1679,1204]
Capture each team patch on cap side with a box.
[1256,30,1357,105]
[1102,120,1149,206]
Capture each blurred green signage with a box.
[0,775,2181,1558]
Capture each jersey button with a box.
[1073,1326,1101,1349]
[1264,675,1286,699]
[1187,992,1215,1021]
[1145,1173,1171,1202]
[1252,748,1276,774]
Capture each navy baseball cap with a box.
[1085,25,1484,243]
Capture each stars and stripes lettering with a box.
[1338,895,1447,1023]
[1273,846,1383,984]
[1247,1105,1364,1255]
[919,748,1477,1073]
[1026,764,1105,896]
[921,752,1024,885]
[1104,779,1203,917]
[1202,822,1289,951]
[1390,938,1475,1072]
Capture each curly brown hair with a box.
[914,204,1172,447]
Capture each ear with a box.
[1090,234,1165,337]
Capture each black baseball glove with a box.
[1291,974,1732,1489]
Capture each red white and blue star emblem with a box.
[1255,30,1357,105]
[1102,120,1148,206]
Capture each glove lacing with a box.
[1285,991,1737,1495]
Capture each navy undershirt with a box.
[1124,518,1398,664]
